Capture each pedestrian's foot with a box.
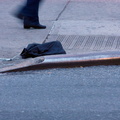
[24,17,46,29]
[24,24,46,29]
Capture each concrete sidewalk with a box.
[1,0,120,72]
[46,0,120,54]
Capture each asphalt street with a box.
[0,66,120,120]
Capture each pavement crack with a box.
[56,0,70,21]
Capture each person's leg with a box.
[14,0,46,29]
[22,0,41,18]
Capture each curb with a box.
[0,51,120,73]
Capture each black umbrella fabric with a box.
[20,41,66,59]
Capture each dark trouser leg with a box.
[15,0,46,29]
[22,0,42,18]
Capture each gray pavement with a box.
[1,0,120,70]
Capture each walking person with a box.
[14,0,46,29]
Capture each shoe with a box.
[24,17,46,29]
[24,24,46,29]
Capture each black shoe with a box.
[24,17,46,29]
[24,24,46,29]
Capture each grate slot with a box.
[65,35,77,49]
[93,36,105,50]
[116,37,120,49]
[56,35,66,42]
[73,36,86,49]
[68,36,79,49]
[83,36,95,49]
[105,36,115,49]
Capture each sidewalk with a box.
[1,0,120,73]
[46,0,120,54]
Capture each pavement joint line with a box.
[56,0,71,21]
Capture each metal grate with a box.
[93,36,105,50]
[116,37,120,49]
[55,35,120,51]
